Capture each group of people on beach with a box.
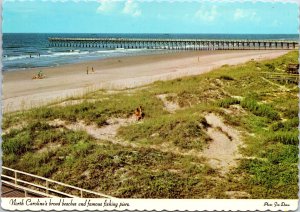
[32,70,46,80]
[86,66,95,74]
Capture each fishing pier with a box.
[48,37,298,50]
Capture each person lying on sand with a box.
[134,106,144,121]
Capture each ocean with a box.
[3,33,298,71]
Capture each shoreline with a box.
[4,50,218,73]
[3,50,291,113]
[3,49,169,72]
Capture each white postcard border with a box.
[0,0,299,212]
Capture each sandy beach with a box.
[3,50,291,112]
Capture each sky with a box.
[3,0,299,34]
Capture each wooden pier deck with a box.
[2,184,43,198]
[48,37,298,50]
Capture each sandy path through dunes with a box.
[203,113,242,175]
[3,50,290,112]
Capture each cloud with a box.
[96,0,117,14]
[96,0,141,17]
[194,5,217,22]
[122,0,141,17]
[233,8,261,22]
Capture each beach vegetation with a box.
[217,97,240,108]
[220,75,234,81]
[240,98,280,121]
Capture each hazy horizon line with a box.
[3,32,299,35]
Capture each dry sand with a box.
[3,50,290,112]
[203,113,242,175]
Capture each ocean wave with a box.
[4,50,91,61]
[3,55,31,61]
[94,48,150,54]
[45,51,89,57]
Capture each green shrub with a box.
[2,154,18,166]
[268,131,298,145]
[72,140,93,157]
[2,132,32,155]
[217,97,240,108]
[262,144,298,164]
[15,152,58,178]
[64,131,91,145]
[220,75,234,81]
[37,162,58,178]
[283,106,298,119]
[95,118,108,127]
[240,98,280,120]
[32,107,56,119]
[264,63,275,71]
[271,118,298,131]
[240,159,298,198]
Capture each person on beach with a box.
[134,106,144,121]
[38,70,43,78]
[92,67,94,73]
[86,66,89,75]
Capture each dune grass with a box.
[2,51,298,198]
[118,111,211,150]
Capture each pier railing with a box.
[1,166,113,198]
[48,37,298,50]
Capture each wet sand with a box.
[3,50,290,112]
